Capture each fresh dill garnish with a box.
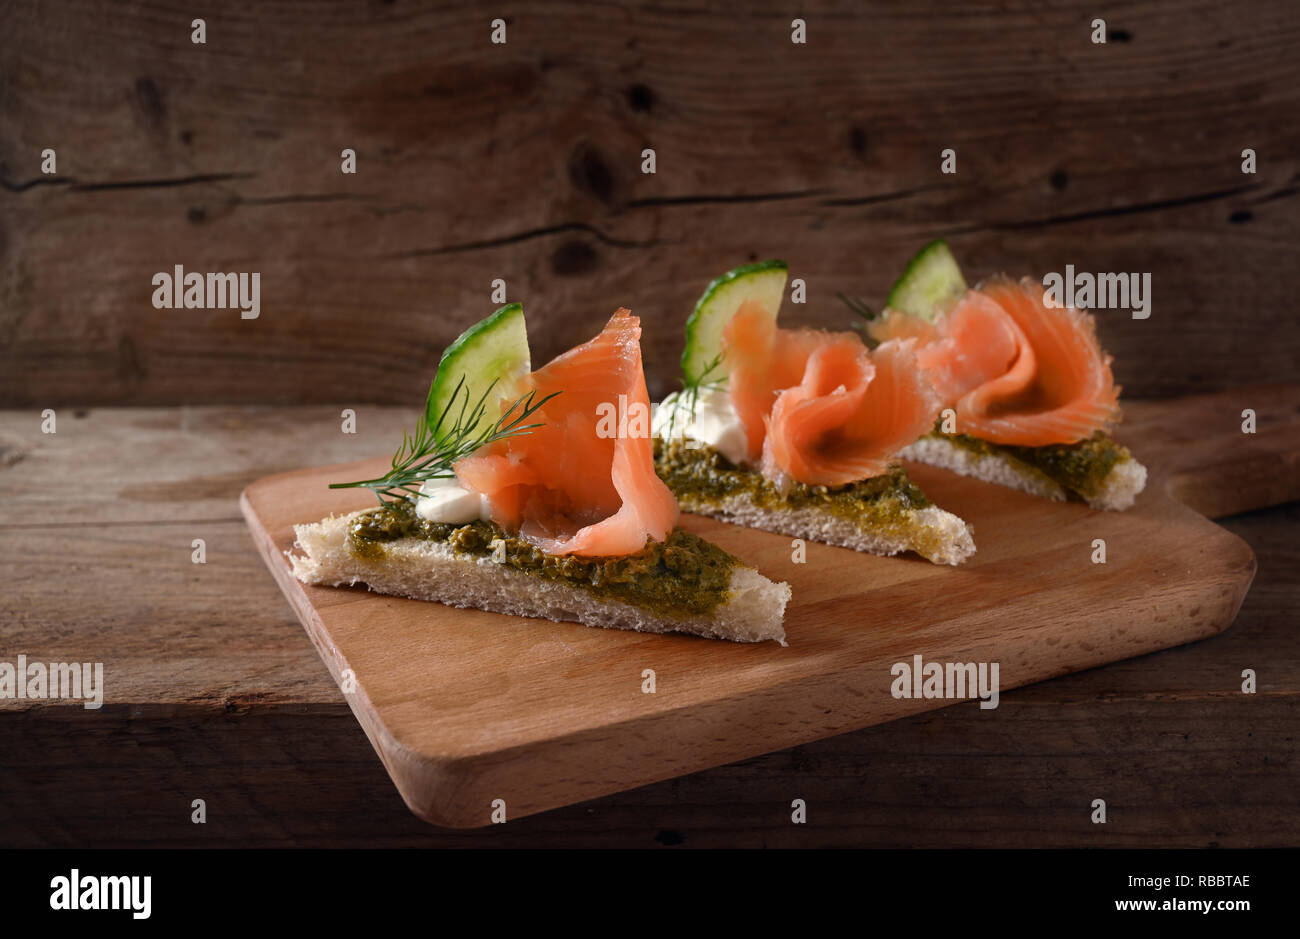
[836,291,877,322]
[664,352,725,443]
[837,292,882,348]
[330,375,558,506]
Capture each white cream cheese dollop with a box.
[652,386,750,465]
[413,475,490,525]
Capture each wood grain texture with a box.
[1121,383,1300,517]
[2,0,1298,408]
[0,388,1295,844]
[239,410,1266,826]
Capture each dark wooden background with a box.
[2,0,1298,408]
[1,0,1298,849]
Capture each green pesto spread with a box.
[938,429,1131,500]
[346,500,737,619]
[653,439,952,558]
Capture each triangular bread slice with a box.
[290,510,791,644]
[655,441,974,566]
[901,432,1147,511]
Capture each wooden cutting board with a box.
[241,385,1298,828]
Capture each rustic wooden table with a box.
[2,0,1298,847]
[1,402,1294,848]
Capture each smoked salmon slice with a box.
[872,277,1121,447]
[723,305,940,488]
[455,309,679,557]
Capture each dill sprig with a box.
[836,291,877,322]
[663,352,726,444]
[330,375,558,505]
[837,292,882,348]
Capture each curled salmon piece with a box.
[455,309,679,557]
[722,305,939,488]
[904,277,1121,447]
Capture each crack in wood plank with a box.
[925,180,1271,237]
[71,172,256,193]
[384,221,660,258]
[1248,172,1300,205]
[817,185,947,207]
[0,172,258,195]
[0,176,75,193]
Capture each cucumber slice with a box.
[681,260,788,384]
[427,302,531,441]
[885,240,967,320]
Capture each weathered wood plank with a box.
[0,520,337,705]
[2,606,1294,847]
[0,405,415,526]
[0,398,1295,843]
[2,0,1298,406]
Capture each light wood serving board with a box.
[241,385,1298,828]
